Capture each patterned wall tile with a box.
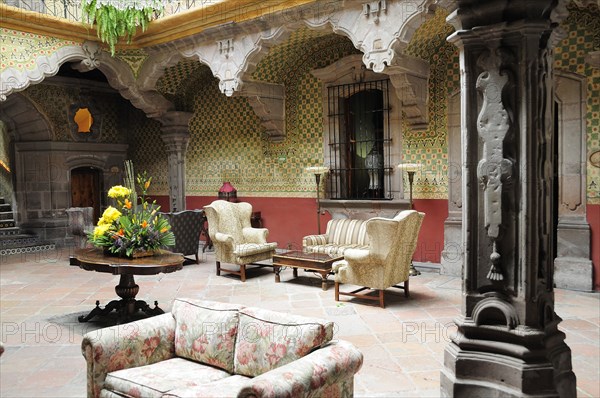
[115,49,150,79]
[0,28,78,72]
[24,83,129,144]
[403,8,458,200]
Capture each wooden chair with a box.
[159,210,204,264]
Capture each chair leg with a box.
[379,289,385,308]
[195,253,199,264]
[404,279,410,297]
[216,261,221,276]
[240,264,246,282]
[335,282,340,302]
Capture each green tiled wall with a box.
[23,84,129,144]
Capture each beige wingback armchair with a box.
[332,210,424,308]
[204,200,277,282]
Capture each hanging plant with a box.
[81,0,168,56]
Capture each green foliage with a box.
[81,0,164,56]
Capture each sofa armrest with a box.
[214,232,235,246]
[237,340,363,398]
[242,227,268,244]
[81,313,176,398]
[302,234,328,248]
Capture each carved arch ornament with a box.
[0,41,176,118]
[2,1,436,122]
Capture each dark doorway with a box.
[71,167,102,222]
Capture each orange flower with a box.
[160,227,168,233]
[144,180,150,190]
[141,220,148,228]
[124,199,132,209]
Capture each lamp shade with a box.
[397,163,421,173]
[306,166,329,174]
[218,182,237,201]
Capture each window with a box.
[327,79,392,200]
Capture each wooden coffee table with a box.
[272,250,343,291]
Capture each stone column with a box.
[440,92,462,276]
[159,112,192,212]
[440,1,576,397]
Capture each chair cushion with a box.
[162,375,251,398]
[233,242,277,257]
[102,358,231,398]
[172,299,244,373]
[233,307,334,377]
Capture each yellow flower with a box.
[107,185,132,200]
[98,206,122,225]
[92,224,111,239]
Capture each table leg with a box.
[319,271,329,291]
[274,266,281,283]
[293,268,298,278]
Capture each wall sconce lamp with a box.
[306,166,329,234]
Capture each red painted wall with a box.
[411,199,448,264]
[588,204,600,290]
[154,196,599,288]
[155,195,447,263]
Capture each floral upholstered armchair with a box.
[333,210,424,308]
[204,200,277,282]
[159,210,204,264]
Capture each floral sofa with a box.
[81,298,363,398]
[303,218,370,256]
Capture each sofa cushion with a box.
[233,307,334,377]
[162,375,251,398]
[172,299,244,373]
[326,219,368,245]
[102,357,231,398]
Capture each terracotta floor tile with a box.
[0,249,598,398]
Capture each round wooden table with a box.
[70,248,184,323]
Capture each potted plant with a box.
[81,0,170,56]
[87,161,175,257]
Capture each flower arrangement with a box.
[87,162,175,258]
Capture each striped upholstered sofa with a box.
[302,218,370,256]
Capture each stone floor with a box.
[0,247,598,397]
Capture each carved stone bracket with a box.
[238,81,286,142]
[475,49,513,281]
[386,54,430,128]
[181,27,290,97]
[303,0,435,73]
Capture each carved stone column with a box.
[554,70,593,291]
[159,112,192,212]
[440,1,576,397]
[440,91,462,276]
